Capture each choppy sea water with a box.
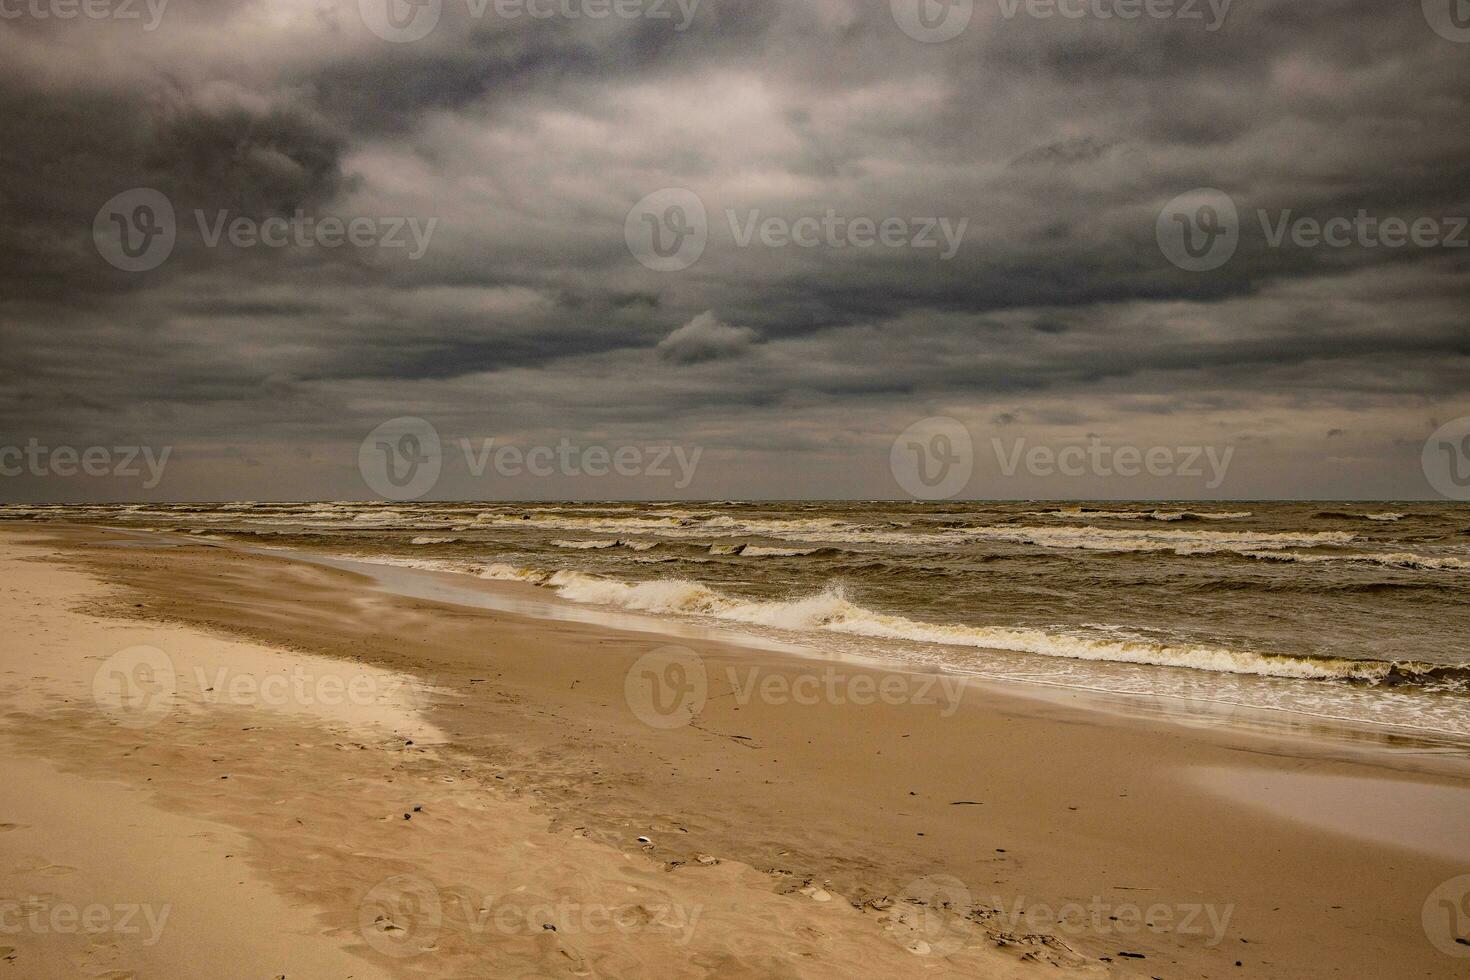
[9,500,1470,741]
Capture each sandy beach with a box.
[2,521,1468,978]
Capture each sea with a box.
[7,500,1469,742]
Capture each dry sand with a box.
[2,523,1468,978]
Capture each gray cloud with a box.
[656,310,757,364]
[0,0,1467,500]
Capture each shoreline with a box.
[203,527,1470,760]
[3,522,1469,977]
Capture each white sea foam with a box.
[738,546,822,557]
[525,568,1438,682]
[352,509,406,525]
[475,512,1353,556]
[1031,508,1253,522]
[553,538,660,552]
[410,535,460,545]
[1243,550,1470,571]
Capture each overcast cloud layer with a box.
[2,0,1467,501]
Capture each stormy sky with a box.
[1,0,1467,501]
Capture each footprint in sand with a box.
[0,823,25,833]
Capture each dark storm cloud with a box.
[1,0,1467,499]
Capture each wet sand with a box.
[2,522,1468,977]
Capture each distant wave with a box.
[706,543,827,558]
[410,535,460,545]
[1313,510,1407,522]
[475,513,1356,556]
[934,525,1354,555]
[552,538,659,551]
[1029,508,1253,522]
[470,562,1468,689]
[1242,550,1470,571]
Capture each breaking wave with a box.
[470,562,1468,689]
[1242,550,1470,571]
[1030,508,1253,522]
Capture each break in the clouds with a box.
[0,0,1467,501]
